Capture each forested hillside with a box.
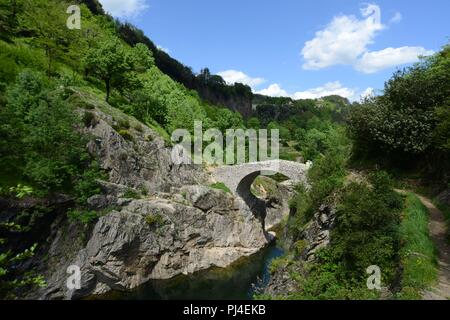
[78,0,254,117]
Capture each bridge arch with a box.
[212,160,311,230]
[212,160,311,196]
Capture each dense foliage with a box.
[348,45,450,184]
[0,221,46,299]
[282,153,404,299]
[2,71,85,190]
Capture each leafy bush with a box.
[74,163,104,206]
[308,150,347,207]
[82,111,97,128]
[331,174,402,283]
[143,66,208,133]
[123,188,141,199]
[210,182,231,194]
[289,185,314,229]
[347,45,450,182]
[7,184,34,199]
[67,209,100,225]
[145,213,165,228]
[118,129,133,141]
[0,222,46,299]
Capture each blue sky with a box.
[99,0,449,101]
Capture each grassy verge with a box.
[433,199,450,243]
[396,193,439,299]
[210,182,231,194]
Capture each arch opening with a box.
[236,171,291,232]
[211,160,311,234]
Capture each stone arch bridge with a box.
[212,160,311,230]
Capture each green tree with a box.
[212,108,244,132]
[22,96,86,191]
[247,117,261,130]
[143,66,207,133]
[85,37,154,102]
[120,43,155,101]
[0,70,45,176]
[84,37,131,102]
[130,87,167,126]
[0,0,24,39]
[434,102,450,152]
[130,43,155,72]
[350,45,450,155]
[2,70,101,194]
[267,121,291,141]
[18,0,73,77]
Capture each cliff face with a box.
[41,188,269,299]
[196,86,253,119]
[28,89,271,299]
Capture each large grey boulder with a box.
[41,192,268,299]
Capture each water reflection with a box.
[114,244,284,300]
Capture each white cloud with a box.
[157,45,170,54]
[217,70,266,88]
[390,12,403,24]
[360,87,375,100]
[255,84,289,97]
[256,81,374,102]
[301,4,384,70]
[355,47,434,73]
[99,0,149,18]
[301,4,432,73]
[292,81,356,100]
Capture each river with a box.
[112,243,284,300]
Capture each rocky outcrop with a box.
[302,204,336,262]
[75,92,206,193]
[265,181,296,230]
[40,186,268,299]
[437,189,450,207]
[260,261,306,298]
[261,203,337,297]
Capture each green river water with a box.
[111,243,284,300]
